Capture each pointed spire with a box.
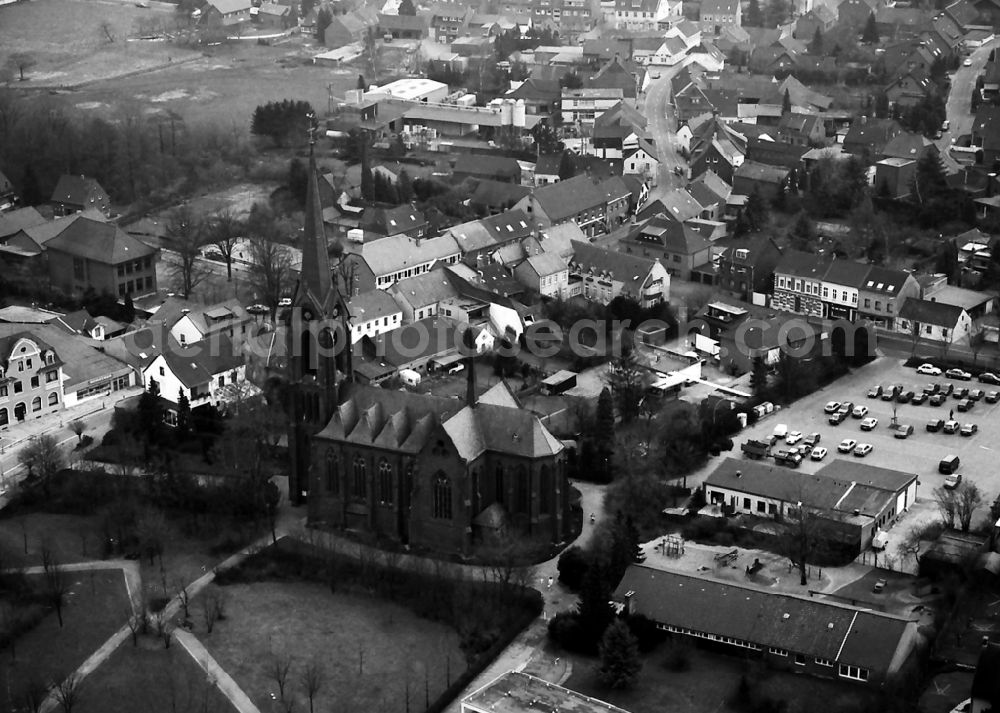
[302,113,333,304]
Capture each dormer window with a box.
[44,352,54,365]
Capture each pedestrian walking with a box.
[950,408,954,419]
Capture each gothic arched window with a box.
[326,449,339,494]
[352,456,366,499]
[378,459,393,505]
[539,464,552,514]
[433,471,452,520]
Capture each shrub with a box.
[663,637,691,671]
[557,546,589,590]
[74,435,94,450]
[547,610,592,653]
[624,613,664,653]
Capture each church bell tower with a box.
[285,114,351,505]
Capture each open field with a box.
[77,637,237,713]
[0,0,199,86]
[197,581,464,713]
[0,512,105,568]
[0,569,130,710]
[566,645,878,713]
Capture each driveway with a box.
[940,38,1000,171]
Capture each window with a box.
[838,664,869,681]
[756,501,765,513]
[352,456,366,498]
[539,465,552,514]
[73,258,85,281]
[942,328,949,339]
[25,359,31,370]
[31,396,41,412]
[672,254,681,262]
[794,654,806,666]
[815,658,833,667]
[0,386,6,397]
[218,375,225,388]
[326,449,339,494]
[159,366,165,377]
[0,408,6,426]
[433,471,452,519]
[925,325,932,335]
[864,299,871,308]
[495,464,504,505]
[47,392,58,406]
[17,360,22,372]
[743,497,750,509]
[29,376,38,389]
[874,301,881,310]
[117,265,125,277]
[145,276,154,291]
[378,460,393,505]
[45,370,57,383]
[768,648,787,656]
[13,382,22,394]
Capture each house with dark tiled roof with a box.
[142,335,246,409]
[732,160,792,202]
[469,179,532,214]
[687,170,732,221]
[513,251,569,298]
[0,207,47,243]
[453,154,521,184]
[688,117,747,183]
[885,66,935,108]
[324,10,378,46]
[201,0,252,25]
[512,174,611,237]
[44,217,159,298]
[162,298,253,347]
[857,266,919,329]
[359,203,428,239]
[793,4,837,38]
[388,268,461,324]
[772,249,831,317]
[50,175,111,217]
[587,56,639,99]
[348,289,403,343]
[620,214,713,282]
[896,297,973,344]
[0,169,17,212]
[346,233,462,292]
[776,112,825,146]
[881,131,939,162]
[505,78,562,124]
[716,236,782,301]
[972,105,1000,166]
[745,138,809,173]
[377,12,429,38]
[843,118,903,158]
[821,259,871,321]
[567,239,670,307]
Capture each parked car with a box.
[927,419,944,432]
[810,446,828,461]
[957,398,974,412]
[838,402,854,415]
[940,455,961,474]
[278,297,293,307]
[969,389,984,401]
[946,368,972,381]
[854,443,873,457]
[838,438,857,453]
[896,390,915,404]
[941,383,955,396]
[987,391,1000,403]
[923,383,939,395]
[979,372,1000,385]
[943,420,961,434]
[246,304,269,315]
[881,387,898,401]
[852,405,869,418]
[823,401,841,414]
[960,423,979,436]
[785,431,804,445]
[892,424,914,439]
[953,387,969,400]
[829,411,847,425]
[917,363,942,375]
[860,417,878,431]
[944,473,963,489]
[873,578,887,593]
[804,433,821,447]
[911,392,928,405]
[964,57,974,66]
[868,385,883,398]
[929,393,947,406]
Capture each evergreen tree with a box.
[862,12,879,44]
[788,210,815,249]
[744,187,770,232]
[300,0,313,18]
[809,26,823,55]
[749,356,768,394]
[626,515,644,564]
[597,620,642,690]
[357,74,367,90]
[315,6,332,42]
[288,157,308,207]
[398,0,417,15]
[746,0,763,26]
[123,293,136,324]
[782,88,791,114]
[20,163,42,206]
[607,344,645,424]
[577,557,614,649]
[396,169,414,202]
[177,389,191,438]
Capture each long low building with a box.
[462,671,632,713]
[614,565,920,687]
[703,457,918,553]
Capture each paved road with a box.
[940,38,1000,172]
[642,66,687,200]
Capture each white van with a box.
[772,423,788,440]
[400,369,421,387]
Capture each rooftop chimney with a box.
[463,327,477,409]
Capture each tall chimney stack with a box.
[463,326,477,409]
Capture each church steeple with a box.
[301,113,333,306]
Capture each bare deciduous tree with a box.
[934,485,958,530]
[300,659,325,713]
[956,481,984,533]
[69,420,87,444]
[247,235,292,316]
[18,435,66,498]
[19,677,49,713]
[126,609,143,646]
[210,208,244,282]
[99,21,116,43]
[45,560,69,628]
[7,53,35,82]
[201,587,227,633]
[270,652,293,700]
[165,206,210,299]
[52,673,82,713]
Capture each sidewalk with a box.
[175,630,262,713]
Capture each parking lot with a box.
[729,357,1000,554]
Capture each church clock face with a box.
[302,308,314,322]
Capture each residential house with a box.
[793,5,837,39]
[449,210,533,264]
[359,204,428,238]
[624,140,659,181]
[513,175,610,237]
[885,67,934,108]
[687,170,732,222]
[821,260,870,321]
[533,153,565,186]
[469,180,532,214]
[453,154,522,184]
[842,118,903,159]
[324,10,377,46]
[772,249,829,318]
[513,252,569,298]
[347,289,403,343]
[881,132,939,162]
[0,207,47,243]
[50,309,117,341]
[639,188,702,223]
[462,672,630,713]
[142,338,246,409]
[875,6,933,40]
[0,170,16,212]
[560,88,625,129]
[201,0,252,25]
[688,116,747,183]
[50,175,111,217]
[377,13,429,39]
[587,56,639,100]
[972,105,1000,166]
[428,3,471,42]
[732,161,791,203]
[597,176,633,229]
[0,331,66,425]
[567,240,669,307]
[253,2,293,28]
[45,217,159,298]
[620,215,714,282]
[665,19,702,48]
[716,237,782,301]
[388,268,460,323]
[838,0,881,29]
[651,36,691,66]
[896,297,973,344]
[699,0,741,35]
[745,139,809,172]
[857,266,920,329]
[346,233,462,292]
[874,158,917,199]
[162,299,252,346]
[612,0,677,30]
[505,78,562,125]
[776,112,826,146]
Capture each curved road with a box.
[641,65,689,201]
[940,37,1000,173]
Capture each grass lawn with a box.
[76,637,237,713]
[565,645,878,713]
[0,569,130,711]
[0,512,106,568]
[196,581,465,713]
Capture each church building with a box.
[285,127,571,555]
